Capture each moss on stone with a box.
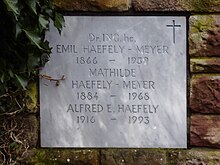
[53,0,129,11]
[186,149,220,164]
[166,149,220,164]
[189,15,216,57]
[21,149,220,164]
[190,0,220,12]
[190,15,213,33]
[191,0,211,12]
[33,150,49,164]
[31,149,99,165]
[101,149,167,165]
[25,82,38,113]
[166,150,187,164]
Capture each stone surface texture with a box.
[133,0,188,11]
[18,149,220,165]
[133,0,220,12]
[191,115,220,148]
[189,15,220,57]
[53,0,129,11]
[21,149,100,165]
[190,76,220,113]
[167,150,220,164]
[191,58,220,73]
[101,149,166,165]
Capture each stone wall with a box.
[11,0,220,164]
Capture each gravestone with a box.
[40,16,187,148]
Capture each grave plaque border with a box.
[40,16,187,148]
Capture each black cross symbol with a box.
[166,20,181,44]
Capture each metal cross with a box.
[166,20,181,44]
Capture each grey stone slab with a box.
[40,16,187,148]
